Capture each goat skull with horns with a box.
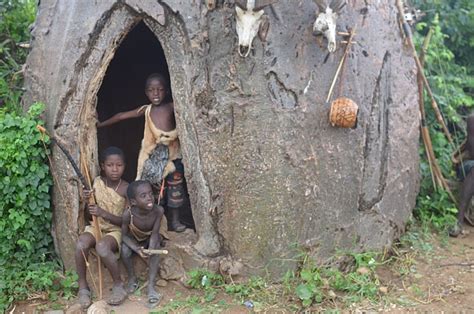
[313,0,346,53]
[235,0,276,57]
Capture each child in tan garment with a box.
[75,147,129,309]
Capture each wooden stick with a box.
[80,154,103,299]
[439,262,474,268]
[326,26,357,103]
[36,126,105,297]
[413,16,456,203]
[81,249,98,293]
[395,0,453,144]
[142,249,169,255]
[417,30,436,188]
[157,178,166,204]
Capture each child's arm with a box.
[121,209,145,257]
[147,206,163,250]
[88,204,122,226]
[97,106,146,128]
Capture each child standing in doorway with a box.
[75,147,129,309]
[121,180,165,306]
[98,73,189,232]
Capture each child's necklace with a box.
[106,178,121,192]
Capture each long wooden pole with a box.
[418,26,436,188]
[410,11,456,203]
[80,154,103,299]
[395,0,453,144]
[38,130,100,294]
[36,126,104,298]
[326,26,357,103]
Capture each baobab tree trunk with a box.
[23,0,419,277]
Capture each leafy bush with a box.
[0,0,36,111]
[0,103,77,311]
[412,1,474,230]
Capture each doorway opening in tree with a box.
[96,21,195,229]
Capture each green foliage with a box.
[415,191,457,231]
[224,276,266,300]
[0,0,36,111]
[0,3,78,311]
[186,269,226,302]
[291,252,381,307]
[0,103,76,311]
[187,269,225,290]
[414,0,474,71]
[0,103,52,260]
[412,1,474,231]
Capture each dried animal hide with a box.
[141,144,169,186]
[136,105,179,180]
[313,0,346,53]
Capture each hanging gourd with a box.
[329,97,358,128]
[326,26,358,128]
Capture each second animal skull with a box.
[313,0,346,53]
[235,0,276,57]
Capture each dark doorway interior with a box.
[97,21,170,182]
[96,21,195,229]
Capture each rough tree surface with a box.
[23,0,419,277]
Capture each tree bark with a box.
[23,0,419,277]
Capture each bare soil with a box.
[10,225,474,313]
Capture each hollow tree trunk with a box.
[23,0,419,277]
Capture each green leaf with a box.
[300,269,313,282]
[295,283,313,300]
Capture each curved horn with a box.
[235,0,247,9]
[253,0,278,11]
[314,0,327,12]
[329,0,346,12]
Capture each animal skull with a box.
[235,0,276,57]
[313,0,346,53]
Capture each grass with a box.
[148,221,455,312]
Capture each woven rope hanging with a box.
[327,27,359,128]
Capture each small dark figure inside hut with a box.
[98,73,191,232]
[121,180,165,306]
[75,147,129,309]
[450,115,474,237]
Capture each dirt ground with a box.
[10,225,474,313]
[378,224,474,312]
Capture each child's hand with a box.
[83,189,94,200]
[88,204,106,218]
[138,247,149,259]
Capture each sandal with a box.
[107,284,127,306]
[126,279,139,294]
[78,288,92,309]
[449,222,463,237]
[147,289,162,308]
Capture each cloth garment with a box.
[83,177,125,247]
[127,208,170,241]
[128,208,153,242]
